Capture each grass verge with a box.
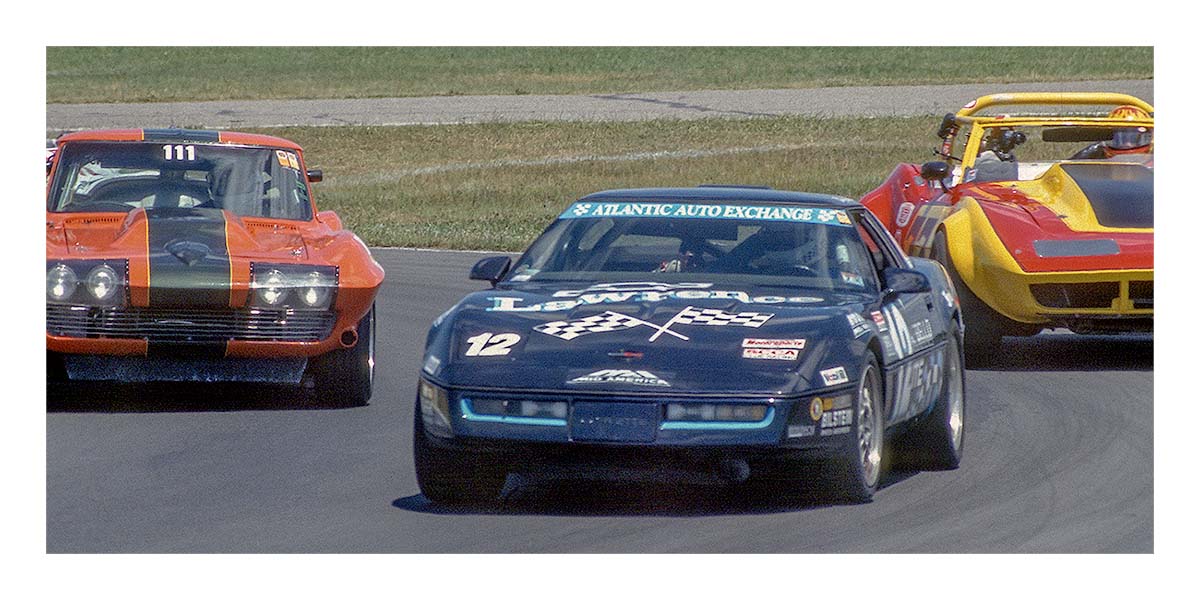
[252,116,933,250]
[48,47,1152,104]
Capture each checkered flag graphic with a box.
[534,311,644,340]
[672,306,773,328]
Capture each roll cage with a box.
[934,93,1154,170]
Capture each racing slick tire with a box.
[931,229,1039,364]
[829,357,886,503]
[309,303,375,407]
[413,402,509,505]
[893,332,966,470]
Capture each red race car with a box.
[860,93,1152,360]
[46,129,384,405]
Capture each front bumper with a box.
[973,264,1153,324]
[53,352,310,384]
[419,383,855,451]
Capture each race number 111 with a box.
[163,144,196,161]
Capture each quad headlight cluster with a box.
[46,260,127,305]
[249,263,338,310]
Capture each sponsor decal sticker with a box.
[840,271,865,287]
[559,202,853,227]
[871,310,887,329]
[821,408,852,429]
[820,366,849,387]
[743,347,799,361]
[742,338,806,350]
[896,202,916,227]
[820,425,851,437]
[569,369,670,387]
[809,398,824,421]
[911,319,935,345]
[788,424,816,438]
[534,306,773,342]
[488,282,824,312]
[846,313,872,338]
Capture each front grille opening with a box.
[1030,282,1119,309]
[1129,281,1153,309]
[46,305,335,342]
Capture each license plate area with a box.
[570,402,659,443]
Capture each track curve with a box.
[46,249,1152,552]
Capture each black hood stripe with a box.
[147,208,231,308]
[145,208,232,357]
[1062,163,1153,229]
[142,129,221,142]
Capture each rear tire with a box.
[412,402,508,505]
[931,229,1039,364]
[830,358,885,503]
[309,304,375,407]
[896,333,966,470]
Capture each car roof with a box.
[56,129,304,151]
[579,186,860,207]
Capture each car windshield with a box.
[507,201,879,292]
[47,141,313,220]
[964,123,1153,183]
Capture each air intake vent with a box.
[1030,282,1119,309]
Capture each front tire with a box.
[830,358,885,503]
[412,402,508,505]
[309,304,375,407]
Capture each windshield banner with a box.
[560,202,852,226]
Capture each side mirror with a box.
[469,256,512,286]
[306,169,323,183]
[316,210,342,230]
[920,161,950,181]
[882,267,931,299]
[920,160,952,191]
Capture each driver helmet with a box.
[1105,105,1152,155]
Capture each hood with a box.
[430,281,871,396]
[964,162,1153,272]
[55,207,309,259]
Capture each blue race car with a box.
[414,186,965,504]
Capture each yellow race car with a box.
[861,93,1152,359]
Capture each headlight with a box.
[254,269,288,306]
[46,264,78,301]
[665,403,769,422]
[250,264,337,309]
[298,271,333,307]
[418,379,453,438]
[85,265,119,301]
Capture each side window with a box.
[851,209,907,275]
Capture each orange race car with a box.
[46,129,384,405]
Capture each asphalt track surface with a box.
[46,79,1153,134]
[47,248,1153,553]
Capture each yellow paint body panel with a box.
[941,198,1152,324]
